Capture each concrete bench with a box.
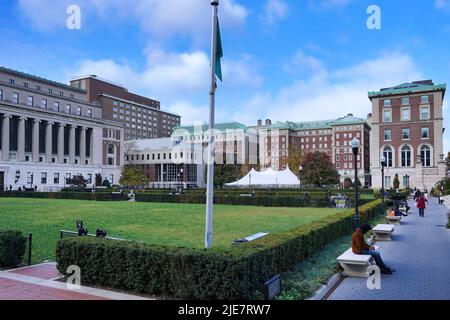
[240,194,253,197]
[372,224,395,241]
[386,215,402,225]
[337,248,377,278]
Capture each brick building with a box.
[0,67,123,191]
[254,114,372,186]
[70,75,180,140]
[369,80,447,190]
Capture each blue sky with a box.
[1,0,450,151]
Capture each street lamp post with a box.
[299,165,303,189]
[179,167,184,192]
[351,138,360,229]
[380,155,386,210]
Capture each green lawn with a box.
[0,198,344,263]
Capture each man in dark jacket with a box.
[352,224,396,274]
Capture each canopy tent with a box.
[225,167,301,188]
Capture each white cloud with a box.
[18,0,248,39]
[166,101,209,125]
[233,51,423,126]
[70,47,262,108]
[308,0,355,10]
[260,0,289,25]
[435,0,449,9]
[284,51,326,76]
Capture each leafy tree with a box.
[102,179,111,189]
[393,174,400,190]
[95,173,103,187]
[67,175,87,188]
[299,152,340,187]
[446,152,450,172]
[344,178,353,189]
[124,141,137,159]
[281,145,305,177]
[240,163,259,178]
[120,166,149,187]
[211,165,242,188]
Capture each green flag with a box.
[215,17,223,82]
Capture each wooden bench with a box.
[337,247,377,278]
[386,215,401,225]
[232,232,269,245]
[59,230,130,242]
[372,224,395,241]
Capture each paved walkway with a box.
[329,197,450,300]
[0,263,149,300]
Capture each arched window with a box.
[107,144,115,166]
[421,145,431,167]
[383,146,393,167]
[401,145,411,167]
[107,144,115,155]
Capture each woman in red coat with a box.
[416,193,428,217]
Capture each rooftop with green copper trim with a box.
[268,114,370,131]
[0,66,87,94]
[173,122,248,134]
[368,80,446,99]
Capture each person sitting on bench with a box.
[388,208,408,217]
[352,224,396,275]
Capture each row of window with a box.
[127,152,195,162]
[29,172,92,185]
[383,127,430,141]
[383,145,432,167]
[336,162,361,169]
[0,89,93,118]
[384,175,411,189]
[382,105,430,122]
[383,95,429,107]
[9,79,77,99]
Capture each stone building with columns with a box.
[368,80,447,190]
[0,67,123,191]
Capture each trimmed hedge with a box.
[0,191,127,201]
[0,230,27,268]
[56,199,383,299]
[134,193,373,208]
[0,191,373,208]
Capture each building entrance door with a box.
[0,171,4,192]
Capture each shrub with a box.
[0,230,27,268]
[56,200,382,299]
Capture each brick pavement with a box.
[0,263,149,300]
[328,197,450,300]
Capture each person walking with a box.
[416,193,428,217]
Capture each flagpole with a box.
[205,0,219,249]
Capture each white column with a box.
[69,125,76,164]
[32,119,40,162]
[1,114,11,161]
[80,127,87,165]
[45,121,53,163]
[17,117,26,161]
[58,123,65,164]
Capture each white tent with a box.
[225,167,300,188]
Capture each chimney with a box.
[265,119,272,126]
[257,119,262,126]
